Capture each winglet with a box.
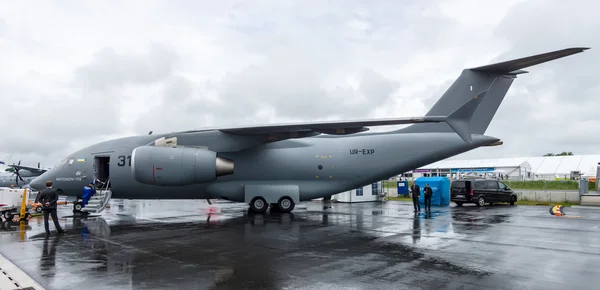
[446,91,488,143]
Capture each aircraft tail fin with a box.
[446,90,488,143]
[397,47,589,137]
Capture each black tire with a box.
[249,197,268,213]
[73,202,83,212]
[277,196,295,213]
[510,196,516,206]
[35,206,42,213]
[455,202,463,207]
[3,211,14,220]
[476,196,485,207]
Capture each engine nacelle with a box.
[131,146,234,186]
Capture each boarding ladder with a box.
[81,178,112,214]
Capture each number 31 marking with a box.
[117,156,131,166]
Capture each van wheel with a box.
[510,196,516,206]
[476,196,485,207]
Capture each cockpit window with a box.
[54,157,75,169]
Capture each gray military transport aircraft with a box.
[29,47,589,214]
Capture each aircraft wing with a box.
[220,116,446,137]
[8,164,47,175]
[220,91,488,143]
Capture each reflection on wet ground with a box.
[2,200,600,290]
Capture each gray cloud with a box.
[0,0,598,168]
[72,44,181,92]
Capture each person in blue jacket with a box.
[81,182,96,208]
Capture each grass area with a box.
[386,196,412,201]
[385,196,576,206]
[383,180,401,188]
[514,200,576,207]
[383,179,595,191]
[503,180,595,191]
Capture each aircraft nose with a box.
[29,176,47,191]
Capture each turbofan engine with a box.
[131,146,234,186]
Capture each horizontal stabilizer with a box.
[446,91,488,143]
[470,47,590,74]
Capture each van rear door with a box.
[451,181,469,200]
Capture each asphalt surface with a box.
[1,199,600,290]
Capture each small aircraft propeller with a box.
[9,160,42,187]
[15,171,25,186]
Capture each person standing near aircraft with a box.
[81,181,96,209]
[423,183,433,211]
[35,181,66,235]
[411,182,421,212]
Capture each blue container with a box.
[397,181,409,196]
[414,177,451,206]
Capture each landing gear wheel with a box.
[277,196,295,213]
[73,202,83,212]
[510,196,516,206]
[455,202,463,207]
[249,197,268,213]
[3,211,14,220]
[476,196,485,207]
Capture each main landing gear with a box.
[244,185,299,214]
[249,196,295,213]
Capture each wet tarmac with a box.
[1,199,600,290]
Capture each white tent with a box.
[417,154,600,180]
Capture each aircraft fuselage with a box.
[0,169,40,188]
[31,130,498,202]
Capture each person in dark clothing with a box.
[35,181,66,235]
[423,183,433,211]
[411,183,421,212]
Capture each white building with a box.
[404,154,600,181]
[332,181,383,203]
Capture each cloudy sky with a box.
[0,0,597,169]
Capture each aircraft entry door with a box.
[94,156,111,188]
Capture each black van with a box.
[450,178,518,207]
